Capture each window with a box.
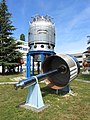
[41,45,44,48]
[23,48,27,51]
[34,45,37,48]
[20,47,22,50]
[52,46,54,49]
[30,46,32,49]
[74,56,82,58]
[48,45,50,49]
[79,61,82,63]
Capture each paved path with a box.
[75,79,90,83]
[0,79,90,85]
[0,82,18,85]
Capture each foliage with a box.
[86,56,90,60]
[20,34,25,41]
[0,0,22,74]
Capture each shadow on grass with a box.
[0,72,23,76]
[41,86,55,97]
[16,101,26,108]
[41,86,72,97]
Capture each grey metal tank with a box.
[28,15,55,51]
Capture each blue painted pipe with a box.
[14,65,67,90]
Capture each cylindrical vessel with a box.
[14,54,80,90]
[28,15,55,52]
[42,54,80,89]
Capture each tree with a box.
[20,34,25,41]
[86,56,90,61]
[0,0,22,74]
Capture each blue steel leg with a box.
[40,54,45,73]
[26,53,31,78]
[20,65,23,73]
[37,62,40,74]
[32,56,34,75]
[41,54,44,64]
[56,85,71,95]
[61,85,71,93]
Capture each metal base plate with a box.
[20,104,49,112]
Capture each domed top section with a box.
[31,15,54,25]
[28,15,55,52]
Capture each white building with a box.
[17,40,29,71]
[71,36,90,69]
[87,36,90,50]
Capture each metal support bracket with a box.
[56,85,72,95]
[24,76,45,111]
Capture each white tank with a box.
[28,15,55,51]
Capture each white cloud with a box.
[64,6,90,33]
[21,0,27,16]
[53,4,90,54]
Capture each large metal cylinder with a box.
[42,54,80,89]
[28,15,55,51]
[14,54,80,90]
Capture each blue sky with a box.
[6,0,90,54]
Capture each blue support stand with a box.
[32,56,34,75]
[26,78,44,109]
[41,53,45,64]
[20,65,23,73]
[56,85,71,95]
[61,85,71,93]
[21,76,48,112]
[37,62,40,74]
[26,50,55,78]
[26,53,31,78]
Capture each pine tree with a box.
[20,34,25,41]
[0,0,22,74]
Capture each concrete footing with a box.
[20,104,49,112]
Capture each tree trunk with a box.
[2,64,5,74]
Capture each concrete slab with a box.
[20,103,49,112]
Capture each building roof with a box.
[83,50,90,53]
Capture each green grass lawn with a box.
[0,73,25,82]
[77,70,90,81]
[0,74,90,120]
